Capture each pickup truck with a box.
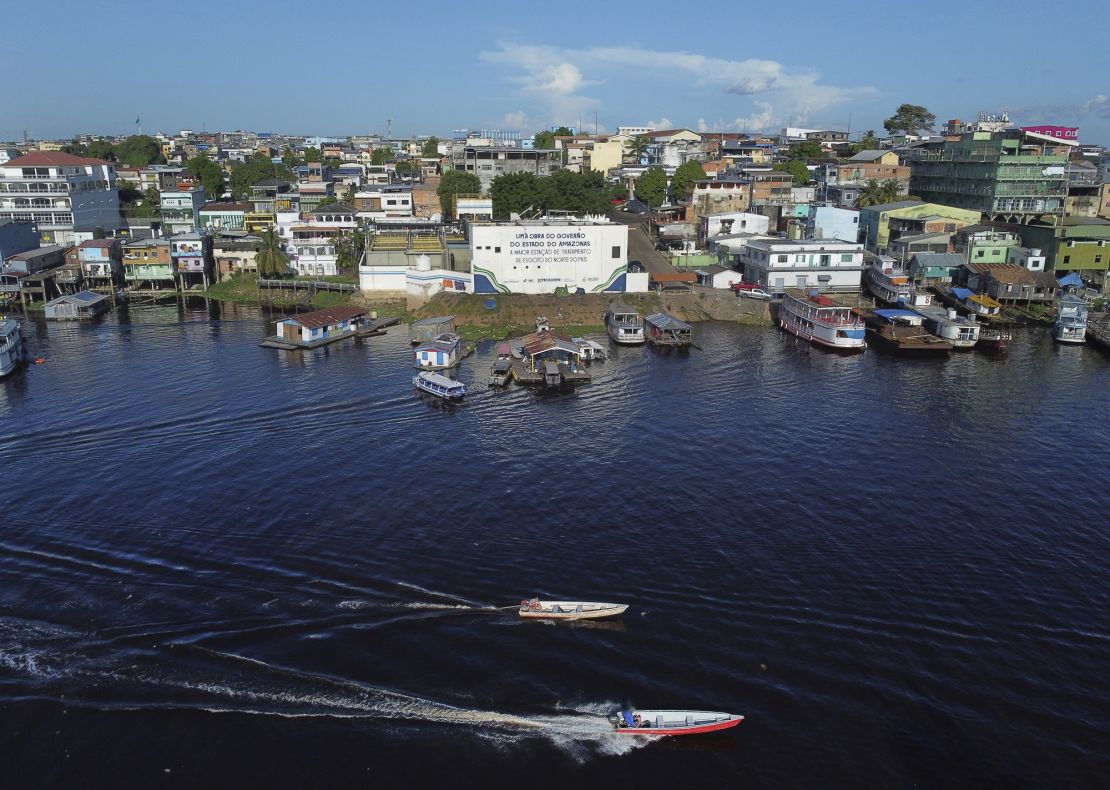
[729,282,759,293]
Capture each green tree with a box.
[303,147,321,163]
[185,156,226,199]
[553,126,573,137]
[229,153,294,201]
[879,179,911,203]
[533,130,556,149]
[335,230,366,274]
[61,140,87,156]
[420,137,440,157]
[491,172,542,218]
[883,104,936,135]
[342,183,357,203]
[855,179,885,208]
[670,161,707,203]
[86,140,116,161]
[787,141,824,159]
[394,160,417,175]
[371,148,394,165]
[773,159,811,185]
[114,135,164,167]
[634,167,668,208]
[282,147,302,167]
[437,170,482,217]
[537,169,613,215]
[255,227,290,278]
[117,179,143,205]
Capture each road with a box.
[611,213,678,275]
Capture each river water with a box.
[1,300,1107,788]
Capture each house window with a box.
[819,254,830,267]
[1064,255,1071,264]
[1096,255,1102,264]
[976,250,984,258]
[612,246,620,258]
[494,246,501,253]
[840,254,853,262]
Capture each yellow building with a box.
[584,138,625,175]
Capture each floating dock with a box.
[259,316,400,349]
[509,359,591,387]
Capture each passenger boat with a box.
[413,370,466,400]
[604,304,645,345]
[863,258,913,306]
[610,709,744,736]
[859,308,953,356]
[643,312,692,347]
[518,598,628,620]
[1052,295,1088,344]
[908,304,980,349]
[778,293,867,351]
[0,316,25,378]
[977,328,1011,353]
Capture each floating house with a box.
[43,290,110,320]
[414,332,462,369]
[644,312,693,347]
[272,305,368,347]
[520,329,586,371]
[953,287,1001,317]
[409,314,456,344]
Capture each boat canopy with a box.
[875,309,920,320]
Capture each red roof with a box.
[286,305,367,329]
[78,239,116,249]
[4,151,110,168]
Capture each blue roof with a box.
[875,309,919,319]
[953,287,973,300]
[1057,272,1083,287]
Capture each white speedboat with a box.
[611,709,744,736]
[518,598,628,620]
[0,316,25,378]
[413,370,466,400]
[604,305,644,345]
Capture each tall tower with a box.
[387,118,392,140]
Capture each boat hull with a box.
[779,317,866,351]
[613,711,744,736]
[519,601,628,620]
[606,325,644,345]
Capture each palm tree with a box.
[855,179,885,208]
[879,179,911,204]
[255,227,290,278]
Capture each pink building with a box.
[1020,125,1079,140]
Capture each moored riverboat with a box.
[0,316,25,377]
[778,293,866,351]
[859,308,953,356]
[909,304,980,349]
[863,258,913,306]
[977,328,1011,353]
[413,370,466,400]
[605,304,645,345]
[1052,296,1088,344]
[611,710,744,736]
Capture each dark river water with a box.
[1,299,1107,788]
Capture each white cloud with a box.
[645,117,674,131]
[481,43,875,131]
[732,102,777,133]
[1082,95,1109,117]
[500,110,530,129]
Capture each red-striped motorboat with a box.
[610,709,744,736]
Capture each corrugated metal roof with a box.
[644,312,692,331]
[286,305,366,329]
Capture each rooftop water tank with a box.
[415,253,431,271]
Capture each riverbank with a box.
[200,276,773,340]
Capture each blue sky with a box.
[4,0,1109,144]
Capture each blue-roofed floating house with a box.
[413,332,462,369]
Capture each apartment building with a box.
[0,152,123,244]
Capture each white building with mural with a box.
[470,219,631,294]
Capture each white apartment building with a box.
[0,152,123,244]
[722,236,865,293]
[290,203,358,276]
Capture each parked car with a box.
[739,288,772,301]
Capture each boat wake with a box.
[0,619,647,760]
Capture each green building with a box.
[953,225,1024,264]
[909,131,1069,224]
[1015,217,1110,277]
[858,201,980,253]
